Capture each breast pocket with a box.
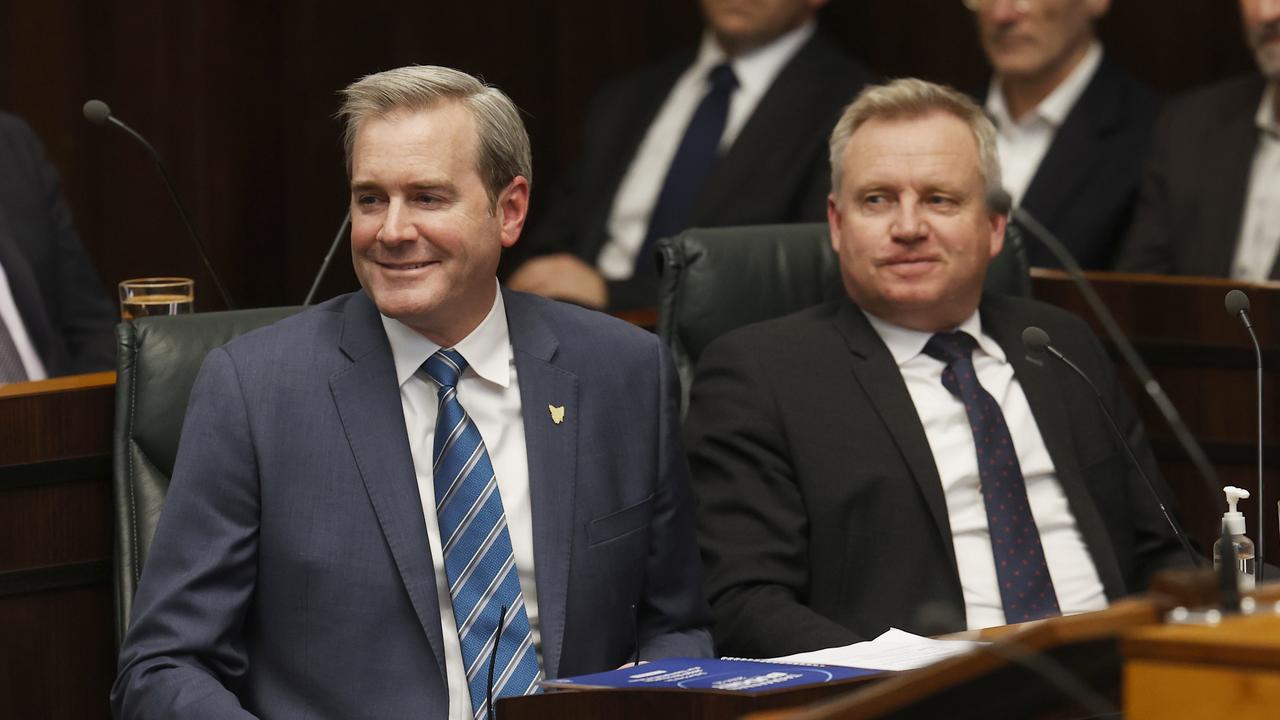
[586,493,655,547]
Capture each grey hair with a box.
[828,78,1002,205]
[337,65,532,205]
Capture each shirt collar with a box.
[1256,82,1280,138]
[862,308,1006,368]
[380,281,512,388]
[695,19,815,96]
[986,41,1103,129]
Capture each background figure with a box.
[112,66,710,720]
[970,0,1160,270]
[685,79,1189,658]
[505,0,871,310]
[1118,0,1280,279]
[0,112,115,382]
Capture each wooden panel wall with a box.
[0,0,1257,313]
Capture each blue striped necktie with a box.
[923,331,1061,624]
[423,349,541,718]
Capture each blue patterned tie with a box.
[638,62,739,274]
[423,349,541,718]
[923,332,1061,624]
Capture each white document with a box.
[761,628,987,671]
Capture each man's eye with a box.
[355,194,382,206]
[927,195,955,206]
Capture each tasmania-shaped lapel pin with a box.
[548,405,565,425]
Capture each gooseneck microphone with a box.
[1225,289,1264,583]
[83,99,235,309]
[990,189,1221,530]
[1023,326,1202,568]
[303,211,351,306]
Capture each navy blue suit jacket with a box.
[112,289,711,719]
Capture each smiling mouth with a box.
[378,261,437,271]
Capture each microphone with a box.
[991,188,1221,539]
[1022,326,1202,568]
[1225,289,1264,583]
[83,99,235,309]
[303,211,351,306]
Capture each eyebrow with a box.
[349,180,456,193]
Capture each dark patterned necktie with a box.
[0,314,29,383]
[422,349,541,718]
[923,331,1061,624]
[637,62,739,275]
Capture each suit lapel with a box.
[833,303,960,579]
[328,291,448,680]
[980,299,1126,598]
[1020,58,1124,230]
[0,209,56,366]
[1197,85,1262,276]
[504,290,578,679]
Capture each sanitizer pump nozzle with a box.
[1214,486,1256,590]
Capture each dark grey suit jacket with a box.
[685,294,1188,658]
[510,33,871,307]
[1117,74,1268,276]
[0,112,115,375]
[112,289,711,719]
[980,54,1161,270]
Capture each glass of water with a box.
[118,277,195,321]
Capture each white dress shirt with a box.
[0,259,47,381]
[863,310,1108,629]
[1230,83,1280,282]
[597,21,816,279]
[986,42,1103,207]
[381,286,541,720]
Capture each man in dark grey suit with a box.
[1118,0,1280,279]
[968,0,1160,270]
[0,112,115,381]
[506,0,871,309]
[685,79,1188,658]
[112,65,710,720]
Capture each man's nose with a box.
[890,200,928,243]
[378,199,417,244]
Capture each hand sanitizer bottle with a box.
[1213,486,1256,590]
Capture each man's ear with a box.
[497,176,530,249]
[987,210,1007,260]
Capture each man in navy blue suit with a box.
[112,65,711,720]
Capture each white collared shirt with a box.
[597,21,816,280]
[863,309,1107,629]
[381,285,541,720]
[0,259,47,382]
[1230,83,1280,282]
[986,42,1103,207]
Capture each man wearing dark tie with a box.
[685,79,1188,658]
[113,65,711,720]
[506,0,871,309]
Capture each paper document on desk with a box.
[763,628,986,671]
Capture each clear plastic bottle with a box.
[1213,486,1256,590]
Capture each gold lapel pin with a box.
[548,405,565,425]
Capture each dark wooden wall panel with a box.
[0,0,1258,315]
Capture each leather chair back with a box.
[655,222,1030,413]
[112,306,299,640]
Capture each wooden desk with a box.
[0,372,116,719]
[1125,612,1280,720]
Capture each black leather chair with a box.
[112,306,299,640]
[655,222,1030,413]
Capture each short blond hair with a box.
[337,65,532,205]
[828,78,1001,202]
